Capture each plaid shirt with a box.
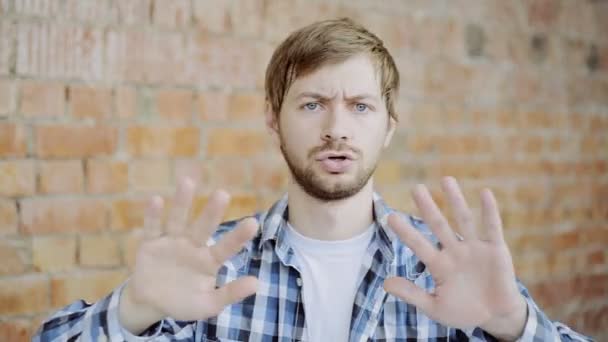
[35,194,592,341]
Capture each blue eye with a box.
[355,103,369,113]
[304,102,319,111]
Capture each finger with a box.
[481,188,504,243]
[384,277,435,315]
[143,196,164,240]
[208,218,258,267]
[441,177,476,239]
[207,276,257,313]
[388,213,439,268]
[412,184,458,249]
[166,177,196,236]
[191,190,231,244]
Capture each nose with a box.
[321,106,352,142]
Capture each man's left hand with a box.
[384,177,527,340]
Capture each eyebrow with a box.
[295,92,380,102]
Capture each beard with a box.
[279,137,377,202]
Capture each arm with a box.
[34,178,257,341]
[384,178,593,342]
[458,280,593,341]
[33,283,196,342]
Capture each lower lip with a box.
[318,158,353,173]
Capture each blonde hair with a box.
[264,17,400,121]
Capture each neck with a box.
[286,178,375,241]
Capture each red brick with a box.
[228,0,264,37]
[68,85,112,119]
[558,1,595,37]
[374,161,402,186]
[129,159,171,192]
[251,159,287,191]
[0,79,16,115]
[0,274,50,315]
[0,160,36,197]
[174,160,209,188]
[155,88,193,121]
[527,0,561,29]
[110,29,194,85]
[20,198,107,234]
[228,92,264,120]
[16,23,105,80]
[225,194,258,220]
[197,90,229,121]
[153,0,191,29]
[50,270,127,307]
[587,249,605,266]
[206,128,267,157]
[0,199,18,235]
[0,239,28,276]
[126,126,199,157]
[262,0,338,42]
[114,86,137,118]
[85,159,128,194]
[116,0,152,26]
[423,60,473,101]
[0,21,14,75]
[38,160,84,194]
[79,234,121,267]
[189,33,258,88]
[110,197,146,231]
[192,0,232,34]
[19,81,65,117]
[551,231,580,250]
[0,123,27,157]
[0,319,32,342]
[207,158,251,190]
[35,125,117,158]
[32,236,77,272]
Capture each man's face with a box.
[269,54,396,201]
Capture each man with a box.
[35,18,591,341]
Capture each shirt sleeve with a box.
[455,280,594,341]
[32,282,198,342]
[515,281,594,342]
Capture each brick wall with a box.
[0,0,607,340]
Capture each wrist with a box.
[480,295,528,341]
[119,282,165,335]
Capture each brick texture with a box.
[0,160,35,197]
[0,1,606,340]
[37,160,84,194]
[32,236,77,272]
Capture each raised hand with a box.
[384,177,527,339]
[119,178,258,334]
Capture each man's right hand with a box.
[118,178,259,335]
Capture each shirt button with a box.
[296,277,302,287]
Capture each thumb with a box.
[384,277,435,314]
[210,276,258,312]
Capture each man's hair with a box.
[264,17,400,121]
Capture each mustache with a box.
[307,141,360,158]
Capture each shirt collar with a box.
[256,192,400,261]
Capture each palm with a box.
[384,177,524,329]
[127,180,258,322]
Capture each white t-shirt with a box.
[285,223,375,342]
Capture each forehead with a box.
[286,54,381,98]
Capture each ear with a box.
[265,101,280,144]
[383,117,397,147]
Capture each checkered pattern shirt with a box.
[34,194,592,341]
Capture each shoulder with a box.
[207,212,264,248]
[383,208,438,246]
